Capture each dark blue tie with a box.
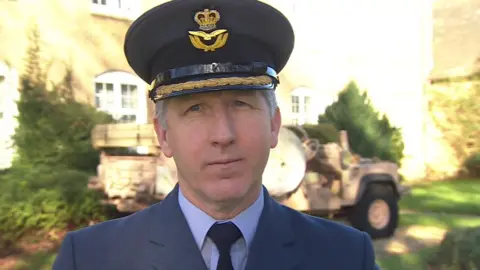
[207,222,243,270]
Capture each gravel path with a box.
[373,225,447,259]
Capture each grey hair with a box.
[155,90,278,129]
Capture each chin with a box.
[204,178,251,202]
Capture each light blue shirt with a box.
[178,187,264,270]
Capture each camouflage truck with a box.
[88,123,410,239]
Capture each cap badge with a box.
[188,9,229,52]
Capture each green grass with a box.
[377,246,438,270]
[0,251,57,270]
[400,212,480,229]
[399,178,480,215]
[376,206,480,269]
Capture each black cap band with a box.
[150,62,279,89]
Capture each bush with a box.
[0,24,113,248]
[12,79,113,172]
[318,81,405,165]
[11,24,113,173]
[0,164,110,247]
[463,152,480,177]
[427,226,480,270]
[428,78,480,170]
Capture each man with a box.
[53,0,380,269]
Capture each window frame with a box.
[290,87,314,125]
[93,71,147,124]
[0,75,5,120]
[90,0,140,21]
[0,62,19,170]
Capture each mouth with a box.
[206,158,243,166]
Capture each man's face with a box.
[154,90,281,206]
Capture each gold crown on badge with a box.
[188,8,229,52]
[194,9,221,31]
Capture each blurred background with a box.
[0,0,479,269]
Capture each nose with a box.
[210,110,236,147]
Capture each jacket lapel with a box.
[141,185,300,270]
[246,187,301,270]
[144,185,208,270]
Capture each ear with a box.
[153,117,173,158]
[270,107,282,149]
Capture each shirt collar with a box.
[178,187,264,250]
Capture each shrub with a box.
[0,24,113,248]
[318,81,405,165]
[428,77,480,170]
[12,79,113,172]
[463,152,480,178]
[427,226,480,270]
[11,24,113,173]
[0,164,110,247]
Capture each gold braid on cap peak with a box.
[152,75,274,101]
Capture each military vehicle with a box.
[88,123,410,239]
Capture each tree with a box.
[318,81,405,165]
[0,25,114,247]
[12,24,113,172]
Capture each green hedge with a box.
[0,24,113,249]
[12,24,113,173]
[464,152,480,177]
[427,226,480,269]
[0,164,109,247]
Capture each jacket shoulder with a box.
[71,204,151,241]
[53,204,156,269]
[285,205,363,239]
[280,205,378,268]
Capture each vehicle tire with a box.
[347,184,399,239]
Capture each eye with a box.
[234,100,249,107]
[186,104,201,113]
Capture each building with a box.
[0,0,477,180]
[0,0,161,170]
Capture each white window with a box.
[290,87,337,126]
[290,87,313,125]
[290,95,311,125]
[291,95,299,113]
[291,91,312,125]
[0,75,4,120]
[94,71,147,124]
[91,0,140,20]
[0,62,19,170]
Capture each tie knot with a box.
[207,222,243,252]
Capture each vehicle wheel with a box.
[347,184,399,239]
